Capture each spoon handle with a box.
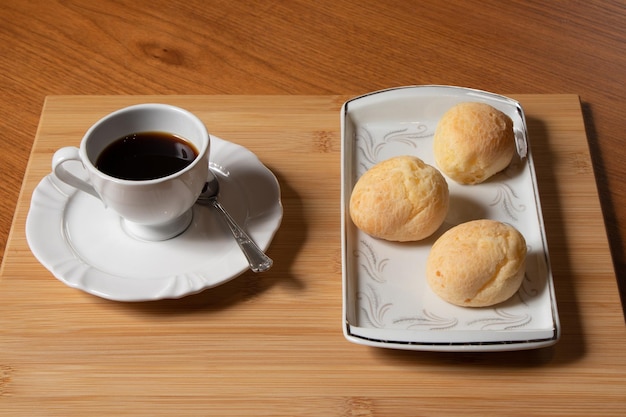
[211,199,273,273]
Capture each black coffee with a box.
[96,131,198,180]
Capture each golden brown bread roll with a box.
[433,102,515,184]
[349,155,449,242]
[426,219,526,307]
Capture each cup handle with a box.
[52,147,101,200]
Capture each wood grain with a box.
[0,94,623,416]
[1,1,625,289]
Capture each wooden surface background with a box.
[2,0,624,310]
[1,1,625,288]
[1,94,623,416]
[1,0,625,415]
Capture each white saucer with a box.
[26,135,283,302]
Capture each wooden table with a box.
[1,1,625,415]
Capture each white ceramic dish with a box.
[341,86,560,352]
[26,135,283,302]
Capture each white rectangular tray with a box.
[340,86,560,352]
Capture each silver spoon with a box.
[197,170,273,273]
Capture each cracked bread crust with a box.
[433,102,515,185]
[426,219,526,307]
[349,155,449,242]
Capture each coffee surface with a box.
[96,131,198,180]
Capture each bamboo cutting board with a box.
[1,95,624,416]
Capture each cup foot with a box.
[122,209,193,241]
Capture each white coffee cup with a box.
[52,103,210,241]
